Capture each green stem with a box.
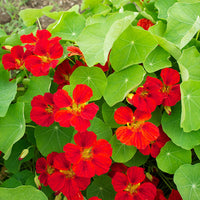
[158,170,173,190]
[26,124,36,129]
[196,30,200,40]
[37,18,42,30]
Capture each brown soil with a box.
[0,0,82,29]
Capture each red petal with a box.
[67,192,84,200]
[115,191,132,200]
[70,115,90,132]
[139,145,151,156]
[168,189,182,200]
[2,54,16,70]
[34,39,48,56]
[20,33,37,43]
[31,95,45,107]
[43,93,55,105]
[67,46,83,57]
[73,84,93,104]
[54,110,73,127]
[24,55,42,72]
[81,103,99,120]
[150,144,161,158]
[36,157,47,173]
[127,166,145,184]
[137,18,154,30]
[161,68,180,86]
[36,29,52,40]
[74,131,97,147]
[53,153,70,170]
[116,126,134,146]
[74,176,91,191]
[47,152,59,166]
[48,171,66,192]
[38,173,49,186]
[93,139,112,157]
[138,182,157,200]
[134,110,151,121]
[11,45,24,59]
[49,41,63,59]
[54,89,72,108]
[64,143,81,163]
[142,122,160,141]
[114,107,134,124]
[112,172,128,192]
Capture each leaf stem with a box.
[26,124,36,128]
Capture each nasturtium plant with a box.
[1,0,200,199]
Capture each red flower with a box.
[20,29,52,51]
[155,189,167,200]
[114,107,159,149]
[137,18,154,30]
[139,126,170,158]
[48,153,90,200]
[108,163,128,178]
[127,76,163,113]
[64,131,112,178]
[54,84,99,132]
[112,166,157,200]
[36,152,58,186]
[2,45,31,71]
[67,46,85,61]
[30,93,58,127]
[53,60,85,89]
[160,68,181,107]
[168,189,182,200]
[89,197,102,200]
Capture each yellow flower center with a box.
[60,168,75,179]
[161,85,172,94]
[16,59,25,70]
[81,147,93,160]
[47,165,55,175]
[127,117,144,130]
[124,183,140,195]
[45,105,54,114]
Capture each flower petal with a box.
[36,29,52,40]
[93,139,112,157]
[114,107,134,124]
[64,143,81,163]
[81,103,99,120]
[138,182,157,200]
[74,131,97,147]
[127,166,145,184]
[116,126,134,146]
[112,172,128,192]
[54,110,73,127]
[53,153,70,170]
[36,157,47,173]
[161,68,180,86]
[54,89,72,108]
[70,115,90,132]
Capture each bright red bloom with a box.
[160,68,181,107]
[139,126,170,158]
[137,18,154,30]
[112,166,157,200]
[168,189,182,200]
[36,152,58,186]
[155,189,167,200]
[53,60,85,89]
[127,76,163,113]
[108,163,128,178]
[64,131,112,178]
[30,93,58,127]
[114,107,159,149]
[89,197,102,200]
[54,84,99,132]
[2,45,32,71]
[20,29,52,51]
[48,153,90,200]
[67,46,85,61]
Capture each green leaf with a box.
[124,151,149,167]
[102,102,126,128]
[70,66,107,101]
[0,103,25,159]
[143,46,171,73]
[194,145,200,160]
[178,46,200,82]
[0,185,48,200]
[174,163,200,200]
[81,0,104,10]
[162,103,200,150]
[86,175,116,200]
[155,0,177,19]
[103,65,146,106]
[34,123,74,156]
[164,2,200,49]
[110,26,157,71]
[50,12,86,41]
[110,135,137,163]
[0,69,17,117]
[77,12,138,66]
[18,76,51,122]
[88,117,112,141]
[156,141,191,174]
[111,0,131,8]
[19,6,53,26]
[181,80,200,132]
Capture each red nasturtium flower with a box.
[53,60,85,89]
[139,126,170,158]
[36,152,58,186]
[54,84,99,132]
[127,76,163,113]
[137,18,154,30]
[168,189,182,200]
[2,45,31,71]
[155,189,167,200]
[30,93,58,127]
[112,166,157,200]
[114,107,159,149]
[108,163,128,178]
[64,131,112,178]
[48,153,90,200]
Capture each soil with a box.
[0,0,82,29]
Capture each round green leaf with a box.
[70,66,107,101]
[162,103,200,150]
[174,163,200,200]
[181,80,200,132]
[194,145,200,160]
[0,185,47,200]
[110,135,137,163]
[110,26,157,71]
[86,175,116,200]
[88,117,112,141]
[35,123,74,156]
[0,103,25,159]
[178,46,200,82]
[103,65,146,106]
[0,69,17,117]
[50,12,86,41]
[144,46,171,73]
[156,141,192,174]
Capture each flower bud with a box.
[18,149,29,161]
[2,45,12,51]
[55,192,62,200]
[34,175,41,190]
[164,106,171,115]
[146,172,153,182]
